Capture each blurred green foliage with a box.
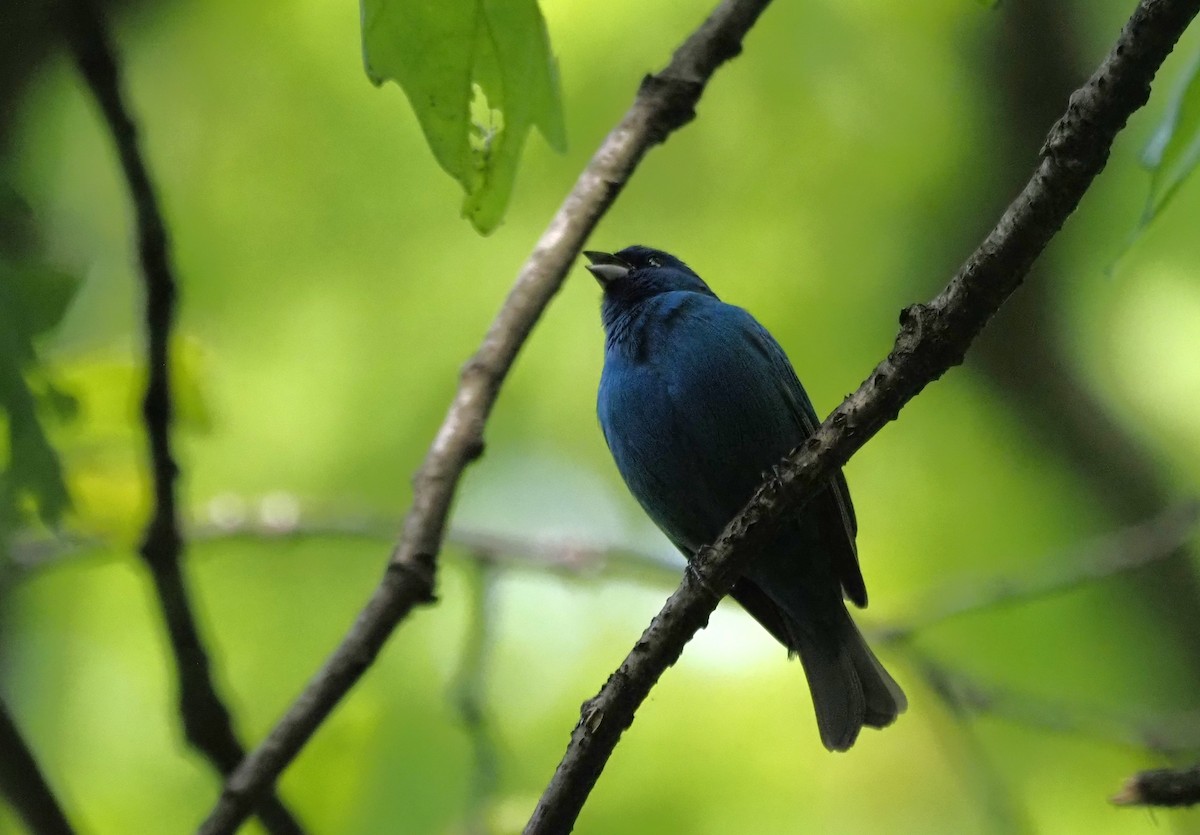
[1141,48,1200,226]
[2,0,1200,833]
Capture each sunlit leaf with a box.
[361,0,567,234]
[51,335,213,437]
[1140,49,1200,224]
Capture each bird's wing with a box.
[598,294,867,606]
[728,578,801,652]
[740,316,868,607]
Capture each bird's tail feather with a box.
[791,611,906,752]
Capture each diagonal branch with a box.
[62,3,304,833]
[524,0,1200,831]
[197,0,774,831]
[0,697,75,835]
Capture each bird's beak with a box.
[584,250,630,285]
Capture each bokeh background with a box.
[3,0,1200,832]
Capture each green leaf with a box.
[0,195,82,536]
[361,0,567,234]
[0,368,72,527]
[1,260,82,346]
[1141,49,1200,224]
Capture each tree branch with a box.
[1113,764,1200,807]
[0,697,75,835]
[62,3,303,833]
[524,1,1200,831]
[973,0,1200,676]
[196,0,775,831]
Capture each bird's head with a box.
[584,246,716,308]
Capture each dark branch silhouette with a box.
[197,0,775,831]
[525,1,1200,831]
[62,2,303,832]
[1113,764,1200,807]
[0,697,75,835]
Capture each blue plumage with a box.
[588,245,905,751]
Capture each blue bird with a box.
[587,245,905,751]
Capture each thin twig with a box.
[524,1,1200,831]
[920,683,1033,835]
[451,558,501,835]
[198,0,774,829]
[1113,764,1200,807]
[879,500,1200,641]
[451,527,681,580]
[8,518,681,584]
[10,501,1193,613]
[0,697,75,835]
[911,650,1200,755]
[61,3,303,833]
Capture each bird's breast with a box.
[598,300,806,550]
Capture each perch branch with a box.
[197,0,775,831]
[62,2,303,832]
[525,1,1200,831]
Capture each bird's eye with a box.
[648,257,662,267]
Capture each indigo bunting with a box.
[587,245,905,751]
